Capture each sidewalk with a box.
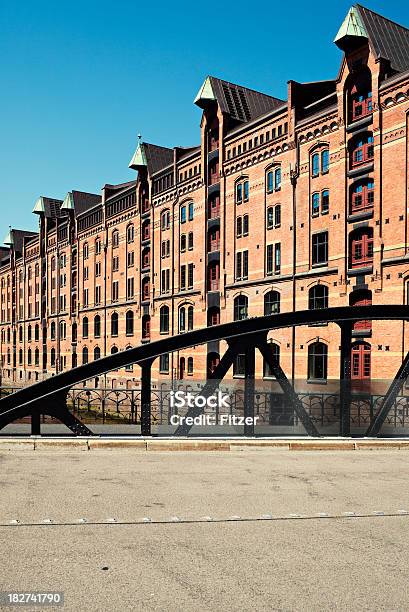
[1,437,409,451]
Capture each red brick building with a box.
[1,4,409,389]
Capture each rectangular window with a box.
[180,265,186,290]
[236,183,243,204]
[161,270,170,293]
[95,286,101,305]
[159,353,169,373]
[127,277,134,299]
[312,232,328,266]
[83,289,88,308]
[236,251,248,280]
[112,281,119,302]
[112,257,119,272]
[188,263,194,289]
[243,181,249,202]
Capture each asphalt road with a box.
[1,449,409,611]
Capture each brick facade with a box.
[1,5,409,390]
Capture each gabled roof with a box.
[129,141,174,174]
[3,229,38,256]
[32,196,65,218]
[335,5,409,74]
[194,76,285,123]
[60,190,101,215]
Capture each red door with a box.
[351,343,371,380]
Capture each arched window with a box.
[309,285,328,310]
[236,178,249,203]
[350,133,374,168]
[94,315,101,338]
[95,237,101,254]
[142,315,150,340]
[234,295,248,321]
[266,170,274,193]
[83,243,89,260]
[263,343,280,378]
[59,321,66,340]
[308,342,328,381]
[50,321,56,340]
[19,348,23,366]
[72,352,77,368]
[188,305,194,331]
[349,228,373,269]
[160,305,169,334]
[82,317,89,339]
[72,322,77,343]
[187,356,194,375]
[126,224,134,244]
[112,230,120,248]
[312,193,320,216]
[351,179,374,214]
[161,209,170,231]
[264,291,280,315]
[34,348,39,366]
[94,346,101,361]
[27,348,32,366]
[34,325,39,342]
[207,307,220,326]
[126,310,134,336]
[348,68,372,122]
[19,325,23,342]
[50,347,56,367]
[82,347,89,365]
[111,312,119,337]
[311,149,329,177]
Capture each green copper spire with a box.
[334,6,368,49]
[61,192,74,211]
[194,76,216,107]
[129,136,148,170]
[4,227,13,246]
[32,196,45,214]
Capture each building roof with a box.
[129,141,174,174]
[3,229,38,256]
[32,196,65,218]
[61,190,101,215]
[335,5,409,74]
[194,76,285,123]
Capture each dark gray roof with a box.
[196,76,285,123]
[143,143,174,174]
[357,4,409,73]
[42,197,65,219]
[72,191,101,215]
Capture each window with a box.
[208,195,220,219]
[266,244,281,276]
[267,205,281,229]
[27,325,32,342]
[350,228,373,269]
[159,353,169,373]
[180,234,186,252]
[263,343,280,377]
[207,352,220,377]
[308,342,328,381]
[243,215,249,235]
[351,134,374,167]
[350,72,372,122]
[188,232,193,250]
[312,232,328,266]
[127,277,134,299]
[82,347,89,365]
[142,220,150,241]
[127,251,135,268]
[94,346,101,361]
[187,305,193,331]
[309,285,328,309]
[83,243,89,260]
[322,190,329,214]
[237,215,249,236]
[142,248,150,269]
[208,262,219,291]
[160,305,169,334]
[111,312,119,337]
[126,310,134,336]
[264,291,280,315]
[350,289,372,332]
[72,322,77,343]
[94,315,101,338]
[142,315,150,340]
[208,159,219,185]
[112,257,119,272]
[236,250,248,280]
[50,347,56,368]
[274,168,281,191]
[161,269,170,294]
[142,278,150,301]
[161,210,170,231]
[27,348,32,366]
[236,179,249,204]
[95,261,101,276]
[312,191,329,216]
[95,238,101,255]
[95,286,101,305]
[180,265,186,290]
[112,281,119,302]
[179,306,186,332]
[312,150,329,176]
[312,193,320,216]
[207,307,220,326]
[82,317,88,339]
[180,205,187,224]
[34,348,39,366]
[187,357,193,375]
[188,264,194,289]
[234,295,248,321]
[351,342,371,379]
[188,202,194,221]
[127,224,134,243]
[50,321,56,340]
[351,180,374,213]
[112,231,119,248]
[233,353,246,377]
[209,227,220,251]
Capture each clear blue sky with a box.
[1,0,408,236]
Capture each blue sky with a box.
[1,0,408,236]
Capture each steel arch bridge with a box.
[1,305,409,437]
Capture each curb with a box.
[1,438,409,451]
